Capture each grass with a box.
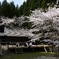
[0,52,58,59]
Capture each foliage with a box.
[0,0,57,17]
[0,0,19,18]
[21,22,33,29]
[19,0,56,16]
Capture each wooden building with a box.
[0,35,30,45]
[0,20,53,53]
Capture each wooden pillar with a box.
[49,47,52,52]
[44,46,47,52]
[0,44,2,55]
[32,47,34,52]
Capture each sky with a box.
[0,0,26,6]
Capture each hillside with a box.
[0,5,59,47]
[0,0,58,17]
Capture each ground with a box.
[0,52,59,59]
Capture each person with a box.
[25,42,28,47]
[29,42,32,47]
[16,42,19,47]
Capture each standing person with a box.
[16,42,19,47]
[29,41,32,47]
